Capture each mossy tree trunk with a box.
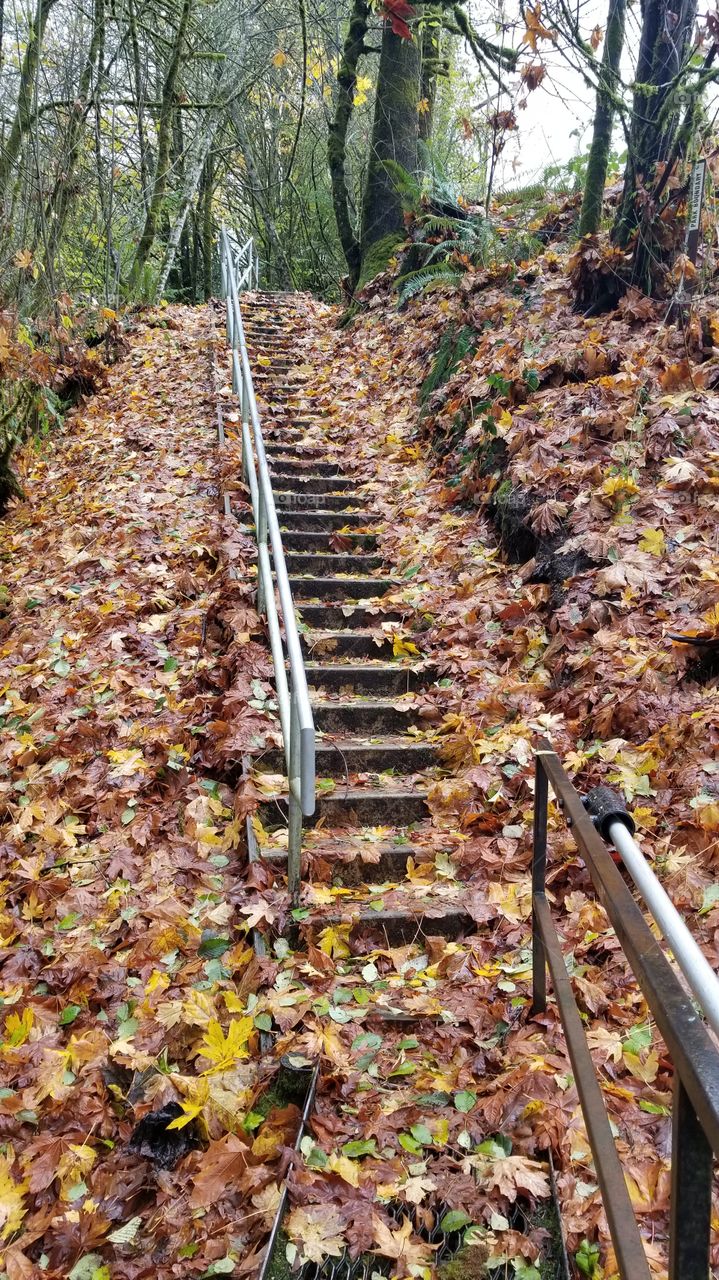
[611,0,698,290]
[0,0,57,204]
[128,0,193,293]
[578,0,626,237]
[360,18,421,278]
[419,4,443,142]
[327,0,370,289]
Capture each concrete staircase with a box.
[239,292,474,942]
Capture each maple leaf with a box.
[166,1077,210,1129]
[393,633,419,657]
[2,1008,33,1049]
[478,1155,550,1201]
[0,1155,28,1241]
[638,527,665,556]
[13,249,33,270]
[371,1214,437,1275]
[318,923,352,958]
[521,3,556,48]
[195,1017,254,1071]
[286,1205,345,1264]
[380,0,415,39]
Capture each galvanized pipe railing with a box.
[220,226,314,902]
[532,740,719,1280]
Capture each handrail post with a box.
[531,752,549,1015]
[668,1077,712,1280]
[256,489,268,616]
[287,690,302,905]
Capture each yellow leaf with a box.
[167,1078,209,1129]
[13,249,33,270]
[418,97,430,114]
[196,1017,254,1071]
[273,50,287,67]
[326,1153,360,1186]
[3,1007,33,1049]
[602,473,640,500]
[257,355,272,367]
[318,923,351,959]
[0,1153,28,1240]
[107,748,147,777]
[638,527,665,556]
[392,634,419,658]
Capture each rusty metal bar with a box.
[668,1077,712,1280]
[534,893,653,1280]
[536,739,719,1160]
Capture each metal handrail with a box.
[532,740,719,1280]
[220,226,315,903]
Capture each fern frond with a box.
[397,264,463,304]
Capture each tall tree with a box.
[128,0,193,290]
[359,16,422,277]
[611,0,699,288]
[577,0,626,237]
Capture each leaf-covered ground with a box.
[4,250,719,1280]
[0,305,284,1278]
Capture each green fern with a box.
[397,263,463,304]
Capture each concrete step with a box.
[258,736,436,776]
[276,493,365,513]
[270,472,356,494]
[295,603,406,628]
[312,699,417,734]
[266,457,343,477]
[290,574,399,601]
[266,784,429,828]
[306,664,428,696]
[301,629,392,659]
[283,530,378,552]
[262,839,420,884]
[279,510,375,531]
[284,551,385,575]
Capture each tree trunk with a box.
[327,0,369,288]
[0,0,57,203]
[201,152,214,299]
[419,4,443,142]
[612,0,698,288]
[155,115,220,299]
[578,0,626,237]
[230,104,293,289]
[128,0,192,291]
[360,19,421,279]
[42,0,106,276]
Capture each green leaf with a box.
[53,658,71,676]
[575,1239,601,1278]
[291,907,310,921]
[57,913,80,931]
[341,1138,377,1159]
[254,1013,272,1032]
[198,933,231,958]
[622,1023,651,1055]
[397,1036,419,1050]
[243,1111,264,1132]
[454,1090,477,1113]
[352,1032,382,1053]
[638,1099,670,1116]
[700,884,719,915]
[410,1123,433,1145]
[476,1137,511,1158]
[59,1004,82,1026]
[399,1133,423,1154]
[121,807,136,825]
[202,1258,236,1277]
[440,1210,472,1233]
[163,657,178,672]
[389,1060,416,1077]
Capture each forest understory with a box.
[2,233,719,1279]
